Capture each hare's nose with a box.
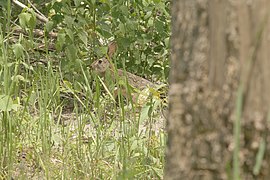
[90,63,95,69]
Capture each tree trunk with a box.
[165,0,270,179]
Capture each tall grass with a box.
[0,8,166,180]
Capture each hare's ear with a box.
[107,41,117,58]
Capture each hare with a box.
[90,42,156,104]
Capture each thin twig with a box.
[13,28,58,39]
[12,0,48,23]
[27,0,47,19]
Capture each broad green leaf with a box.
[0,1,7,7]
[12,75,29,83]
[152,167,163,178]
[96,28,112,38]
[142,0,150,7]
[18,12,32,29]
[12,43,24,59]
[100,0,110,3]
[0,95,20,112]
[65,28,74,42]
[148,18,154,27]
[66,44,77,61]
[22,62,34,71]
[155,19,164,33]
[144,11,152,20]
[130,139,140,151]
[46,21,54,32]
[56,32,66,51]
[120,5,129,16]
[139,104,151,123]
[64,15,75,28]
[165,37,170,48]
[28,10,36,30]
[119,23,126,34]
[74,0,83,7]
[78,31,88,46]
[126,20,138,31]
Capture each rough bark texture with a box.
[237,0,270,179]
[165,0,270,179]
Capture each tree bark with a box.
[165,0,270,179]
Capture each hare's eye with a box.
[98,60,103,64]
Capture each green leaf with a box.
[155,19,164,33]
[21,62,34,71]
[119,23,126,34]
[147,18,154,27]
[119,5,129,16]
[65,28,74,42]
[28,10,36,30]
[12,75,29,83]
[152,167,163,178]
[64,15,75,28]
[130,139,139,151]
[126,20,137,31]
[66,44,77,61]
[78,30,88,46]
[46,21,54,32]
[12,43,24,59]
[165,37,170,48]
[0,1,7,7]
[18,12,32,29]
[18,11,36,30]
[100,0,110,4]
[74,0,83,7]
[139,104,151,123]
[0,95,20,112]
[56,31,66,51]
[96,28,112,38]
[144,11,152,20]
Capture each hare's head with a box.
[90,57,110,75]
[90,41,117,76]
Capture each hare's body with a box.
[91,42,155,89]
[117,69,154,90]
[91,42,156,104]
[91,58,155,89]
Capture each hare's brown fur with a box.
[90,42,155,90]
[90,42,157,105]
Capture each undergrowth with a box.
[0,0,169,179]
